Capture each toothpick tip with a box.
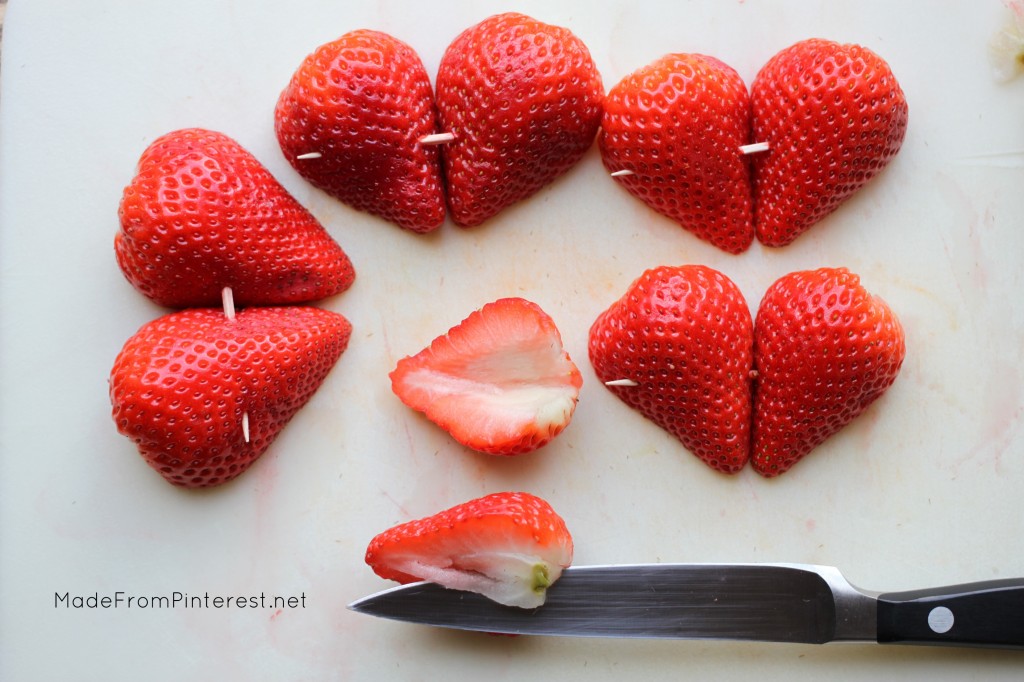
[605,379,639,387]
[296,152,322,160]
[610,169,635,177]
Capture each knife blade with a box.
[348,563,1024,649]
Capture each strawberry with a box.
[435,13,604,227]
[750,39,908,246]
[275,30,446,233]
[600,54,754,254]
[588,265,754,473]
[389,297,582,456]
[751,268,906,477]
[109,306,352,488]
[365,491,573,608]
[116,128,355,308]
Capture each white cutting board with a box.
[1,0,1022,679]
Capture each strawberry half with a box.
[588,265,754,473]
[435,13,604,227]
[116,128,355,308]
[752,268,906,477]
[600,54,754,254]
[389,297,582,456]
[275,30,446,233]
[109,306,352,487]
[751,39,909,246]
[365,491,573,608]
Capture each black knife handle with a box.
[877,578,1024,648]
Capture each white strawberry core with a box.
[392,553,562,609]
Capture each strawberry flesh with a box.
[365,491,573,609]
[109,306,352,487]
[589,265,754,473]
[751,39,909,246]
[275,30,446,233]
[390,297,582,456]
[600,54,754,253]
[752,268,906,476]
[116,128,355,308]
[436,13,604,227]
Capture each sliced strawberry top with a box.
[116,128,355,308]
[752,268,906,476]
[365,491,573,609]
[109,306,351,487]
[390,297,583,456]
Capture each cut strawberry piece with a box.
[751,268,906,476]
[275,30,446,233]
[116,128,355,308]
[600,53,754,253]
[435,13,604,227]
[365,491,573,608]
[589,265,754,473]
[750,39,909,246]
[109,306,352,487]
[389,297,582,456]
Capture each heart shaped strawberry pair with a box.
[274,13,604,232]
[588,265,906,476]
[600,39,909,252]
[113,129,356,488]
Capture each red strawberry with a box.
[116,128,355,308]
[751,268,905,477]
[390,297,582,456]
[600,54,754,254]
[275,30,446,233]
[435,13,604,227]
[109,306,351,488]
[588,265,754,473]
[365,491,573,608]
[751,39,909,246]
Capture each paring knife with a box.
[349,563,1024,648]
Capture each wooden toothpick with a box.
[605,379,639,387]
[739,142,770,155]
[419,132,455,146]
[222,286,236,321]
[610,169,635,177]
[221,286,249,443]
[296,152,322,160]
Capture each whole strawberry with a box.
[752,268,905,477]
[365,491,573,609]
[275,30,446,233]
[600,54,754,254]
[116,128,355,308]
[588,265,754,473]
[751,39,908,246]
[435,13,604,227]
[109,306,351,488]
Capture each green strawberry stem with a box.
[531,564,551,596]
